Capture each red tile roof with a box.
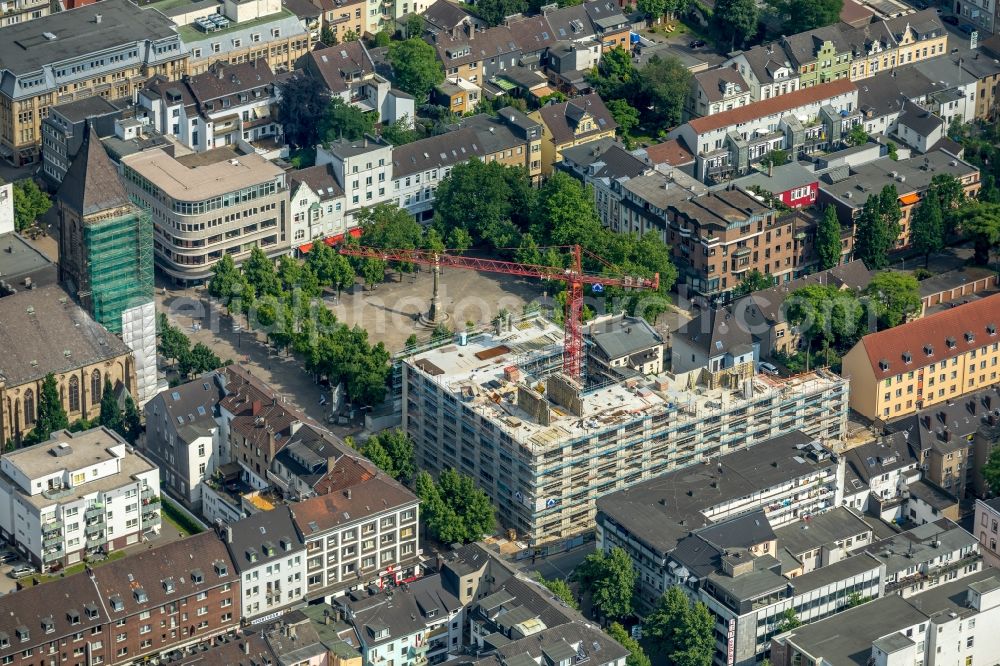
[686,79,857,135]
[644,138,694,166]
[857,293,1000,380]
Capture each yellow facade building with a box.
[530,93,617,176]
[842,293,1000,421]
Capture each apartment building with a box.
[305,42,414,126]
[0,0,186,165]
[782,26,854,88]
[288,164,347,251]
[290,474,421,599]
[337,573,463,666]
[0,0,48,27]
[0,285,137,444]
[224,506,305,621]
[40,96,123,186]
[313,0,365,44]
[0,530,240,666]
[391,108,543,219]
[0,427,160,571]
[771,568,1000,666]
[315,136,393,229]
[819,148,980,250]
[974,498,1000,567]
[726,44,802,101]
[688,67,752,119]
[142,371,228,510]
[138,59,281,153]
[402,313,849,549]
[160,0,311,76]
[669,79,859,183]
[557,138,650,229]
[121,146,288,285]
[841,293,1000,421]
[530,93,617,176]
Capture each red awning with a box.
[302,229,362,253]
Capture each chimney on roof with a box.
[94,13,102,23]
[225,525,233,544]
[467,23,474,39]
[769,160,774,178]
[252,400,262,416]
[243,641,249,655]
[217,65,225,80]
[345,488,352,500]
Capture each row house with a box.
[557,138,650,229]
[223,506,305,622]
[288,164,348,254]
[841,293,1000,421]
[391,107,543,219]
[688,66,752,119]
[0,532,240,666]
[530,92,617,175]
[290,473,421,600]
[817,148,980,250]
[138,60,281,154]
[305,41,415,127]
[669,79,859,183]
[313,0,365,43]
[726,43,801,102]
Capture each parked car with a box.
[688,39,706,48]
[959,23,975,34]
[943,14,960,24]
[0,551,17,564]
[758,361,779,375]
[8,565,35,579]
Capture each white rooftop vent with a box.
[42,32,57,41]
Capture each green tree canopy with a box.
[380,117,421,146]
[433,159,533,249]
[322,97,376,143]
[983,446,1000,495]
[636,55,692,128]
[98,377,122,435]
[785,283,866,366]
[243,246,281,297]
[643,587,715,665]
[357,429,415,482]
[767,0,843,33]
[733,269,775,297]
[179,343,224,379]
[12,179,51,233]
[950,202,1000,265]
[606,623,652,666]
[473,0,527,25]
[25,373,70,445]
[277,76,330,149]
[816,205,843,271]
[388,38,445,100]
[910,191,945,268]
[208,254,244,306]
[534,573,578,610]
[854,185,902,269]
[865,272,921,329]
[415,469,496,544]
[607,98,640,140]
[573,546,636,621]
[157,313,192,368]
[712,0,759,50]
[776,608,802,633]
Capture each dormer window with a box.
[924,344,933,356]
[965,331,975,343]
[902,352,912,364]
[134,588,148,604]
[191,569,204,584]
[110,595,124,612]
[41,617,54,634]
[16,626,29,642]
[162,578,175,594]
[214,560,229,576]
[246,548,258,563]
[879,359,889,371]
[946,337,957,349]
[84,604,99,620]
[67,609,80,625]
[988,324,997,336]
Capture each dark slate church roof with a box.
[56,121,131,217]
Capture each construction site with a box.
[401,312,851,551]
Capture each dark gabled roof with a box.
[56,121,131,217]
[282,0,322,19]
[433,24,520,68]
[289,164,344,201]
[506,14,556,53]
[675,304,753,357]
[587,315,662,361]
[537,92,616,145]
[643,138,695,167]
[781,25,851,67]
[0,285,132,387]
[897,99,943,136]
[543,3,596,41]
[186,59,276,106]
[593,145,647,180]
[144,370,226,441]
[581,0,627,31]
[307,41,374,94]
[885,8,946,41]
[423,0,475,31]
[225,505,304,573]
[694,66,750,103]
[177,632,275,666]
[50,96,122,124]
[736,43,795,85]
[843,433,920,485]
[740,259,873,326]
[886,385,1000,453]
[291,470,418,535]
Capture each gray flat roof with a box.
[791,552,882,595]
[0,231,53,280]
[597,430,830,554]
[774,507,873,557]
[0,0,178,76]
[51,96,122,123]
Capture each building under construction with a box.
[56,122,157,404]
[401,313,849,550]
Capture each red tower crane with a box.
[339,244,659,379]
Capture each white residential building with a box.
[288,164,348,253]
[138,59,281,154]
[0,427,160,571]
[224,505,305,622]
[142,371,228,510]
[315,136,393,229]
[974,498,1000,568]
